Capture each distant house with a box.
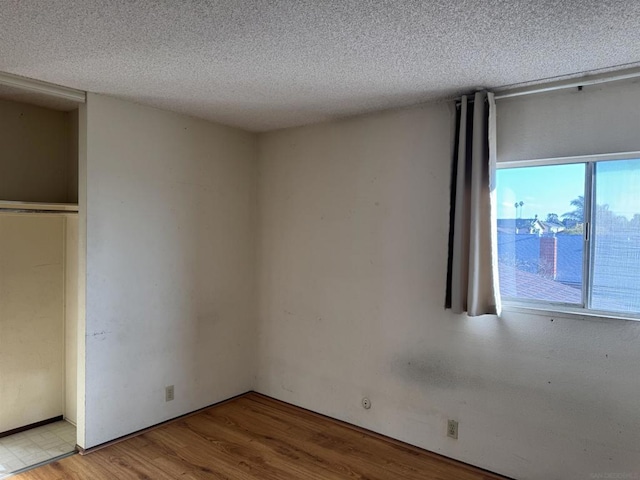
[518,218,537,234]
[531,218,565,236]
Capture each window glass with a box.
[496,164,585,304]
[591,159,640,313]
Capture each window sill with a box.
[501,300,640,323]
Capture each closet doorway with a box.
[0,77,83,477]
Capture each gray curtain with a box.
[446,91,500,316]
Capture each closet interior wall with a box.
[0,96,79,431]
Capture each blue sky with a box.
[496,163,585,220]
[496,159,640,220]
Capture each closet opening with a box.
[0,76,84,477]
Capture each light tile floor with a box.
[0,421,76,478]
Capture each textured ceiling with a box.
[2,1,640,131]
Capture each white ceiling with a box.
[2,1,640,132]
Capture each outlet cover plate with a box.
[447,419,458,439]
[166,385,175,402]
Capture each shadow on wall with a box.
[389,312,640,466]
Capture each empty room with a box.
[0,1,639,479]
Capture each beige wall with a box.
[0,98,78,204]
[256,103,640,480]
[67,110,79,202]
[0,213,65,432]
[64,215,78,425]
[82,94,258,448]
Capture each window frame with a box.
[497,150,640,321]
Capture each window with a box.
[496,156,640,317]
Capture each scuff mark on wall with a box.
[391,353,482,390]
[89,330,111,340]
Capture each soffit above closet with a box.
[1,0,640,131]
[0,84,79,112]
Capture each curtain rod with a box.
[494,66,640,100]
[456,65,640,104]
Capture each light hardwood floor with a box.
[15,393,508,479]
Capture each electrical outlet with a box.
[447,419,458,439]
[165,385,175,402]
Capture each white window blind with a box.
[496,79,640,163]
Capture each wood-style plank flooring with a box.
[15,393,507,479]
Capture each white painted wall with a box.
[0,98,77,203]
[82,94,257,448]
[76,104,87,448]
[0,213,65,433]
[256,103,640,480]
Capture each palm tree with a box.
[563,196,584,222]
